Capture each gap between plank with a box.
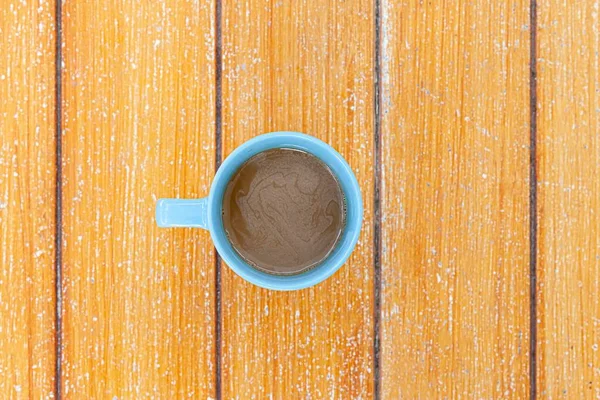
[373,0,383,398]
[529,0,538,398]
[54,0,63,397]
[214,0,223,398]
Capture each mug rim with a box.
[206,131,363,290]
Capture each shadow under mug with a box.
[155,131,363,290]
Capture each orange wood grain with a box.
[0,1,57,398]
[221,0,374,397]
[536,1,600,398]
[60,1,216,397]
[380,0,531,397]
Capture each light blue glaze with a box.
[156,198,209,228]
[156,131,363,290]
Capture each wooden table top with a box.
[1,0,598,398]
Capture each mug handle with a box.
[155,198,209,229]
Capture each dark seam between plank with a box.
[373,0,382,398]
[214,0,223,399]
[54,0,63,397]
[529,0,538,398]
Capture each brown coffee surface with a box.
[222,148,345,275]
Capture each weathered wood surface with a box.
[221,0,375,397]
[4,0,600,397]
[0,1,57,398]
[61,0,217,397]
[380,0,532,397]
[536,1,600,398]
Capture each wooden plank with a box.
[61,1,216,397]
[221,0,374,397]
[380,0,531,397]
[0,1,57,398]
[536,1,600,397]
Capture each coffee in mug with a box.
[222,148,346,275]
[156,131,363,290]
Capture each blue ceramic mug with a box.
[155,131,362,290]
